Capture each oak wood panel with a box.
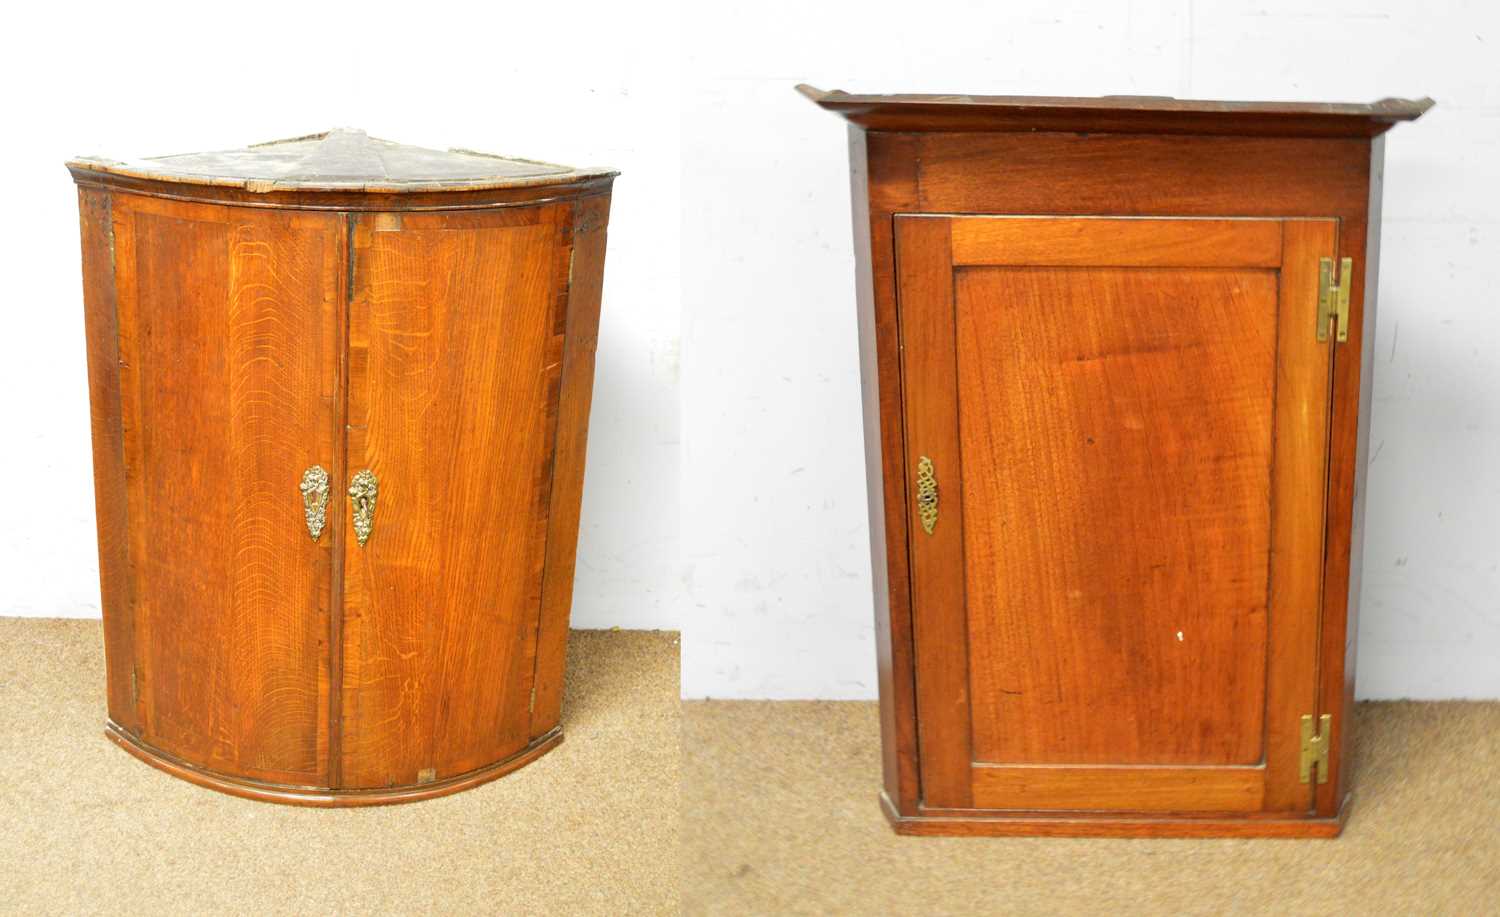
[953,263,1278,768]
[854,129,925,813]
[69,168,616,214]
[893,216,972,809]
[76,188,138,734]
[113,194,339,785]
[531,192,612,738]
[339,205,566,789]
[971,765,1265,813]
[107,719,561,807]
[949,217,1282,268]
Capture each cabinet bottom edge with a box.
[879,791,1349,838]
[104,720,564,807]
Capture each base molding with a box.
[105,720,563,807]
[880,791,1348,839]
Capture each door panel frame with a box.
[896,214,1337,815]
[111,193,343,786]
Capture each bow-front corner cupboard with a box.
[68,130,615,805]
[804,87,1432,837]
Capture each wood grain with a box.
[829,112,1418,833]
[954,262,1277,768]
[883,792,1347,839]
[339,205,566,789]
[855,130,924,814]
[112,195,339,785]
[890,213,1343,823]
[801,85,1432,137]
[76,188,137,734]
[971,765,1265,813]
[893,215,972,809]
[949,216,1282,268]
[1263,220,1338,812]
[915,133,1372,219]
[531,192,612,739]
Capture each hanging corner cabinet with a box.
[69,129,615,805]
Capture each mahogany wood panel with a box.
[949,216,1283,268]
[814,102,1431,835]
[971,765,1264,813]
[898,216,1335,820]
[954,262,1276,768]
[111,195,340,785]
[893,216,972,809]
[883,792,1346,839]
[850,128,924,814]
[1264,220,1337,813]
[340,206,567,789]
[799,85,1432,138]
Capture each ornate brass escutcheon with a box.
[916,456,939,536]
[299,465,330,541]
[348,469,379,547]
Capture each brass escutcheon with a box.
[348,469,379,547]
[299,465,330,541]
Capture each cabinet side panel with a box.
[341,206,564,788]
[532,193,611,738]
[855,130,923,813]
[113,195,338,785]
[77,187,137,732]
[1320,138,1379,815]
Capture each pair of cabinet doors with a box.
[898,214,1337,815]
[103,194,569,789]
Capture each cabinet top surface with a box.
[798,85,1434,137]
[68,128,617,194]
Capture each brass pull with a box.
[916,456,938,536]
[299,465,330,541]
[348,470,379,547]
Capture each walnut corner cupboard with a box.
[804,87,1431,837]
[68,130,615,805]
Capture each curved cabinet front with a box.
[74,183,611,805]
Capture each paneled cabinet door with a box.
[110,195,344,785]
[338,207,570,789]
[897,215,1337,814]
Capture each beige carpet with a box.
[684,699,1500,916]
[0,618,680,916]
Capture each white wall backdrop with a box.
[0,0,684,630]
[680,0,1500,699]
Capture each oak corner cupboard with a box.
[803,86,1431,838]
[68,129,615,806]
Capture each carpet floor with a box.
[683,699,1500,916]
[0,618,680,916]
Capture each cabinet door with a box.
[339,207,569,788]
[112,195,343,785]
[897,215,1336,814]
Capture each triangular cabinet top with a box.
[798,85,1433,137]
[67,128,616,194]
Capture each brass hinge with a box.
[529,685,537,714]
[1317,257,1352,343]
[1299,713,1332,784]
